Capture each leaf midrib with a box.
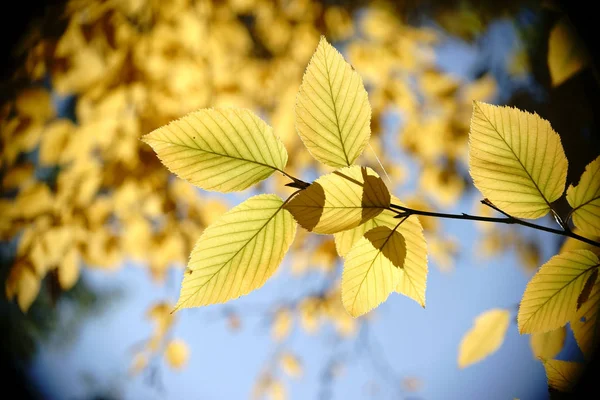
[178,202,286,308]
[475,102,553,210]
[147,137,283,174]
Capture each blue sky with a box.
[26,17,580,400]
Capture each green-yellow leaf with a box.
[458,308,511,368]
[518,250,600,334]
[335,197,428,307]
[174,194,296,310]
[571,278,600,357]
[469,102,568,219]
[548,18,588,87]
[143,109,287,192]
[566,156,600,236]
[285,166,390,234]
[296,36,371,167]
[543,359,583,392]
[342,226,406,317]
[530,327,566,360]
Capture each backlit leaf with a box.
[143,109,288,192]
[469,102,568,219]
[296,36,371,167]
[280,353,303,378]
[518,250,600,334]
[342,225,406,317]
[175,194,296,309]
[571,278,600,357]
[548,18,587,87]
[285,166,390,234]
[458,308,511,368]
[335,197,428,307]
[566,156,600,236]
[543,359,583,392]
[272,308,293,341]
[530,327,566,360]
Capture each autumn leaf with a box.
[567,156,600,236]
[285,166,390,234]
[143,109,288,192]
[296,36,371,167]
[518,250,600,334]
[530,327,566,360]
[543,359,583,392]
[469,102,568,219]
[548,18,587,87]
[280,353,303,378]
[458,308,511,368]
[335,197,427,307]
[342,225,406,317]
[571,278,600,357]
[175,194,296,310]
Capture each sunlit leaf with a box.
[530,327,566,360]
[469,102,568,219]
[5,260,40,312]
[285,166,390,234]
[57,247,80,290]
[143,109,288,192]
[342,226,406,317]
[567,156,600,236]
[175,194,296,309]
[543,359,583,392]
[458,308,511,368]
[548,18,587,87]
[296,36,371,167]
[335,197,428,307]
[164,339,190,370]
[518,250,600,334]
[571,278,600,357]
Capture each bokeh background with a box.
[2,1,599,399]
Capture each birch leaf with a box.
[567,156,600,236]
[143,109,288,192]
[335,197,428,307]
[571,278,600,357]
[518,250,600,334]
[543,359,583,392]
[530,327,566,360]
[469,102,568,219]
[175,194,296,310]
[342,226,406,317]
[285,166,389,234]
[296,36,371,167]
[458,308,511,368]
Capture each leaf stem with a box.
[280,170,311,189]
[389,203,600,248]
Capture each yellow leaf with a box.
[5,261,41,312]
[458,308,511,368]
[285,166,390,234]
[39,120,75,166]
[571,279,600,357]
[342,226,406,317]
[130,352,148,375]
[280,353,303,378]
[175,194,296,309]
[518,250,600,334]
[548,18,587,87]
[567,156,600,236]
[15,87,54,121]
[268,380,287,400]
[295,36,371,167]
[143,109,288,192]
[335,197,428,307]
[272,308,293,341]
[57,247,80,290]
[543,359,583,392]
[469,102,568,219]
[530,327,566,360]
[559,228,600,256]
[164,339,190,370]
